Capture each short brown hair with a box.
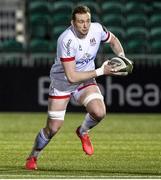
[71,5,91,20]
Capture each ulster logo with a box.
[90,38,96,46]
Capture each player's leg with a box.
[74,83,106,155]
[25,87,70,170]
[80,87,106,133]
[28,98,69,156]
[44,96,70,140]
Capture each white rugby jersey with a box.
[50,22,111,79]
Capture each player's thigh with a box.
[86,98,106,117]
[78,85,101,104]
[79,86,106,115]
[48,98,70,111]
[48,82,71,111]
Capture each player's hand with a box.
[95,60,119,76]
[103,61,119,75]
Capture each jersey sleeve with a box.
[99,24,111,43]
[57,38,76,62]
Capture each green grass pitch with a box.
[0,112,161,178]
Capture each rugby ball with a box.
[118,56,133,74]
[108,57,128,76]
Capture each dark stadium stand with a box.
[1,0,161,114]
[126,39,149,54]
[102,14,125,29]
[150,27,161,41]
[126,14,148,28]
[150,27,161,54]
[29,14,50,39]
[0,0,25,49]
[0,0,161,66]
[101,2,124,15]
[77,1,101,14]
[51,13,71,26]
[149,14,161,28]
[125,27,149,53]
[51,1,73,14]
[28,1,49,14]
[153,1,161,13]
[126,27,149,40]
[125,1,148,14]
[151,41,161,54]
[1,39,24,52]
[29,39,52,53]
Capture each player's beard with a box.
[76,29,89,38]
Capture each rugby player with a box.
[25,5,126,170]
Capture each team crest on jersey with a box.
[90,38,96,46]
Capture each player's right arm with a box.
[62,58,116,84]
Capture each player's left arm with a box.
[107,33,134,73]
[100,24,125,57]
[101,24,133,74]
[108,32,125,58]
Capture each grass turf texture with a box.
[0,113,161,178]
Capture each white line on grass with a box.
[0,175,161,179]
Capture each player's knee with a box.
[83,93,106,121]
[90,108,106,121]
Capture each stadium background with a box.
[0,0,161,113]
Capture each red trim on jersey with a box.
[48,95,70,99]
[102,32,110,42]
[78,83,97,91]
[60,57,75,62]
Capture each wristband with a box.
[95,67,104,77]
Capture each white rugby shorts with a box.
[48,78,99,101]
